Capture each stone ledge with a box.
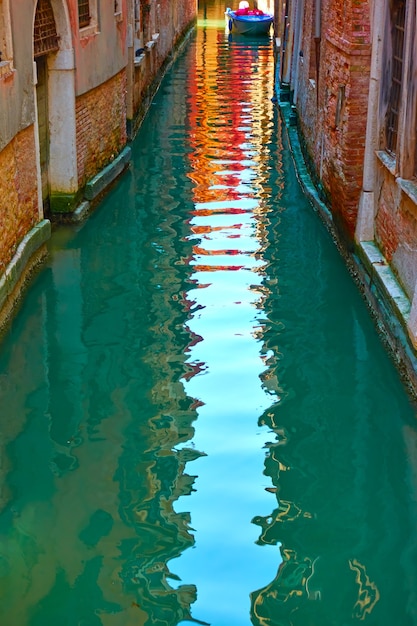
[358,241,411,323]
[277,89,417,395]
[70,200,91,222]
[0,219,51,313]
[84,146,132,201]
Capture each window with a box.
[78,0,90,28]
[385,0,406,155]
[114,0,122,22]
[78,0,98,35]
[33,0,59,58]
[380,0,417,181]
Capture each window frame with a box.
[78,0,98,35]
[383,0,417,180]
[385,0,406,156]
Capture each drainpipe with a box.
[280,0,291,85]
[314,0,321,106]
[355,0,385,243]
[406,3,417,348]
[292,0,304,104]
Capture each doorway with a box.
[35,55,50,207]
[33,0,59,211]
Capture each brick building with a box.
[0,0,196,329]
[277,0,417,388]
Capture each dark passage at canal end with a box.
[1,2,417,624]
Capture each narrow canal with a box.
[1,2,417,625]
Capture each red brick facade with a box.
[0,127,39,272]
[76,70,128,188]
[295,0,371,236]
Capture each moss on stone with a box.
[49,191,83,214]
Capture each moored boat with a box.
[225,4,273,36]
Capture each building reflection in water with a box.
[249,388,382,625]
[0,85,209,625]
[245,121,417,623]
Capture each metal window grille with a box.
[34,0,59,58]
[78,0,90,28]
[386,0,406,154]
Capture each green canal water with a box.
[1,3,417,625]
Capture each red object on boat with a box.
[235,7,265,15]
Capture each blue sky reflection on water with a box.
[169,11,284,622]
[169,4,417,625]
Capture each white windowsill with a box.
[134,53,145,66]
[134,33,159,65]
[79,23,99,38]
[376,150,417,206]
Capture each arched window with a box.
[34,0,59,58]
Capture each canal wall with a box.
[275,0,417,398]
[277,93,417,399]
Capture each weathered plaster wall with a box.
[0,2,36,150]
[295,0,316,148]
[68,0,128,97]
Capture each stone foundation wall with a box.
[76,70,127,188]
[0,126,39,273]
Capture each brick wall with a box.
[296,0,371,236]
[0,126,39,273]
[375,171,417,299]
[76,70,127,188]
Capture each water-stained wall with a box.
[287,0,372,236]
